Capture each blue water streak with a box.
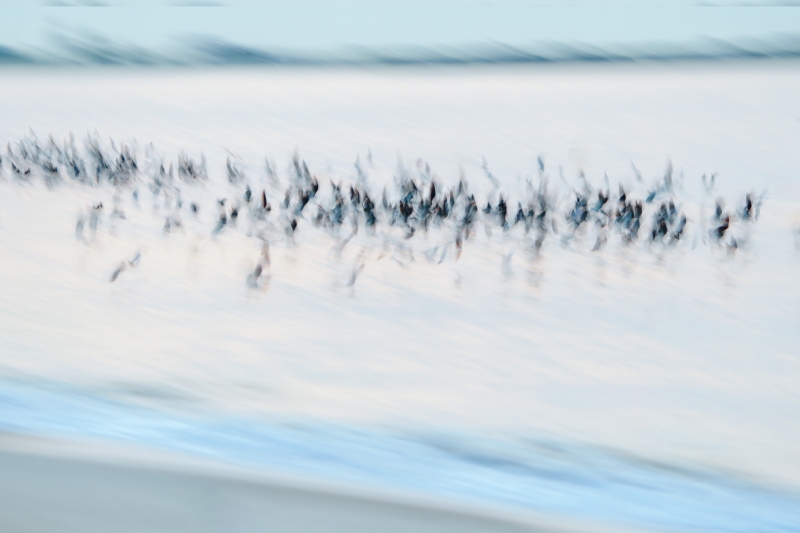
[0,379,798,533]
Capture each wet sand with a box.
[0,433,646,533]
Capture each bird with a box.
[0,129,770,290]
[110,250,142,283]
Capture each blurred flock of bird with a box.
[0,132,766,289]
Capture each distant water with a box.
[1,64,799,532]
[4,33,800,66]
[3,4,800,67]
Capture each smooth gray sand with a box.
[0,434,648,533]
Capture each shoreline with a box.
[0,432,642,533]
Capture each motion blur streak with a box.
[0,19,799,533]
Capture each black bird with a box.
[712,215,730,240]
